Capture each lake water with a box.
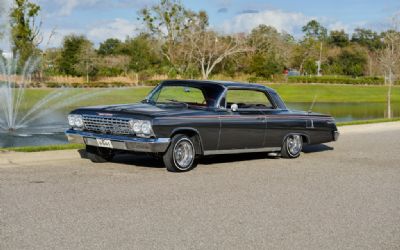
[0,102,398,148]
[287,102,400,122]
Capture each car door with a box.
[218,89,267,150]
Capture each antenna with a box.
[308,95,318,113]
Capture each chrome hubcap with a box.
[173,139,194,170]
[287,135,302,156]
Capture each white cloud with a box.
[327,21,351,33]
[220,9,311,35]
[41,0,153,16]
[41,28,84,48]
[88,18,142,43]
[38,18,141,48]
[46,0,100,16]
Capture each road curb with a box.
[0,149,81,167]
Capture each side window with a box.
[226,89,274,109]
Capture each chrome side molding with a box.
[204,147,281,156]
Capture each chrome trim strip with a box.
[204,147,281,156]
[65,129,170,153]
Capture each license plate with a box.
[96,139,113,148]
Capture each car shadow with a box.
[112,154,165,168]
[78,144,333,169]
[199,152,275,165]
[302,144,334,154]
[78,149,165,169]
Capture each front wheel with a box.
[281,134,303,159]
[163,134,197,172]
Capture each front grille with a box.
[83,115,132,135]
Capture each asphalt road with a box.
[1,123,400,250]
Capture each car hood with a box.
[71,103,209,118]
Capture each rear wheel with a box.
[86,145,115,163]
[281,134,303,159]
[163,134,197,172]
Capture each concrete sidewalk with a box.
[0,149,81,167]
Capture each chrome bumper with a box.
[333,131,340,141]
[65,129,170,153]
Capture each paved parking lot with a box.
[1,122,400,249]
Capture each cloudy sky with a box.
[2,0,400,48]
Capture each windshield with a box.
[147,82,224,108]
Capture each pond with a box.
[0,102,398,148]
[287,102,400,122]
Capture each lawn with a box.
[15,84,400,111]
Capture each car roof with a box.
[161,79,277,93]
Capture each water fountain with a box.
[0,56,109,147]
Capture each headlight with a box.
[129,119,152,136]
[141,121,152,134]
[133,121,142,133]
[68,115,75,126]
[68,114,84,128]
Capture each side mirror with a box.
[231,103,238,112]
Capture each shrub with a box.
[286,75,394,85]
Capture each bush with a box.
[140,79,160,86]
[286,75,399,85]
[43,81,133,88]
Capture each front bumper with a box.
[333,130,340,141]
[65,129,170,153]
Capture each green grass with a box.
[0,143,84,152]
[268,84,400,103]
[17,84,400,111]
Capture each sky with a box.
[2,0,400,49]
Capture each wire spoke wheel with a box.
[173,138,195,170]
[287,135,302,156]
[282,134,303,158]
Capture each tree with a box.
[188,31,251,79]
[298,20,327,75]
[328,30,350,47]
[9,0,42,64]
[351,28,383,50]
[42,47,62,76]
[379,16,400,119]
[292,38,321,74]
[330,48,367,76]
[247,25,291,77]
[249,53,283,78]
[139,0,196,73]
[74,40,98,82]
[58,35,89,76]
[98,38,122,56]
[117,35,161,72]
[302,20,327,41]
[97,55,130,76]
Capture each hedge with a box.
[247,75,400,85]
[287,76,400,85]
[33,80,161,88]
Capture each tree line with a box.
[3,0,400,84]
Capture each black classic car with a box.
[66,80,339,172]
